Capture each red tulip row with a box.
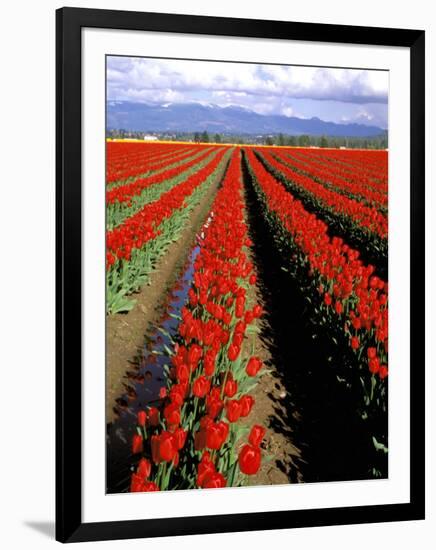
[273,148,388,209]
[299,147,388,186]
[106,148,230,313]
[106,142,197,184]
[107,142,181,170]
[129,149,266,492]
[106,147,217,206]
[106,142,183,182]
[244,148,388,388]
[258,149,388,240]
[108,146,205,189]
[285,148,388,194]
[107,148,227,264]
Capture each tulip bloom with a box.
[205,420,229,450]
[369,357,380,375]
[137,410,147,427]
[246,356,263,377]
[203,349,216,376]
[252,305,263,318]
[206,388,224,419]
[137,457,151,479]
[203,472,227,489]
[225,400,242,423]
[245,310,254,324]
[132,434,143,455]
[367,347,377,359]
[151,432,178,463]
[238,444,261,475]
[239,395,255,417]
[130,473,145,492]
[197,451,216,487]
[227,344,240,361]
[248,425,266,447]
[163,403,181,427]
[173,427,187,450]
[224,377,237,398]
[350,336,359,350]
[193,375,211,398]
[379,365,388,379]
[148,406,160,427]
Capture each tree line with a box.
[107,129,388,149]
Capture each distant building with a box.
[143,135,158,141]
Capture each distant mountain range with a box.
[106,101,386,137]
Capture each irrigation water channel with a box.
[106,221,212,493]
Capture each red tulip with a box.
[246,356,263,377]
[248,425,266,447]
[369,357,380,374]
[132,434,143,454]
[379,365,388,379]
[238,444,261,475]
[193,375,211,398]
[173,427,187,450]
[197,451,215,487]
[350,336,359,350]
[245,310,254,324]
[227,344,240,361]
[137,410,147,427]
[148,406,160,427]
[137,457,151,479]
[232,332,244,347]
[352,316,362,330]
[203,472,227,489]
[163,403,181,427]
[206,420,229,450]
[239,395,255,417]
[204,349,216,376]
[206,389,224,419]
[253,305,263,318]
[169,384,185,406]
[224,377,238,398]
[225,400,242,423]
[367,347,377,359]
[158,432,178,462]
[130,473,145,492]
[188,344,202,370]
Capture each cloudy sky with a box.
[107,56,389,129]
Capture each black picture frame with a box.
[56,6,425,543]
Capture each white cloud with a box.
[107,57,388,105]
[106,56,389,128]
[282,106,294,117]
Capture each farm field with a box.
[106,140,388,493]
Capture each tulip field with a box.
[106,140,389,493]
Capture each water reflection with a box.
[106,244,201,494]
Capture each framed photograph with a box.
[56,7,425,543]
